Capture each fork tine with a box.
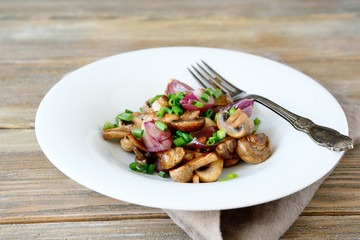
[189,65,219,90]
[201,60,238,92]
[187,67,208,88]
[194,63,232,95]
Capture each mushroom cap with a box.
[215,138,237,159]
[160,147,185,169]
[223,158,240,167]
[217,109,254,138]
[170,118,205,132]
[169,164,193,183]
[236,133,272,164]
[195,159,224,183]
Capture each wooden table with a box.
[1,0,359,239]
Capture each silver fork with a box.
[188,60,353,152]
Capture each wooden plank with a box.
[0,15,359,63]
[282,215,360,239]
[0,219,191,240]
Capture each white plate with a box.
[35,47,348,210]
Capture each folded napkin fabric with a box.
[164,55,359,240]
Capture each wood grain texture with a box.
[1,0,359,239]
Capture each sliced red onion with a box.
[165,79,194,95]
[142,121,173,152]
[179,88,214,112]
[219,98,254,116]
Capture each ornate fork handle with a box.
[246,94,354,151]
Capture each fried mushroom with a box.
[217,109,254,138]
[236,133,272,164]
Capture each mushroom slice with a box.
[223,158,240,167]
[169,152,218,183]
[213,94,232,106]
[215,138,236,159]
[183,149,204,162]
[151,95,170,112]
[102,125,133,140]
[133,147,148,165]
[192,174,200,183]
[180,110,200,120]
[160,147,185,170]
[203,117,217,128]
[236,133,272,164]
[156,113,180,126]
[194,159,224,183]
[217,109,254,138]
[126,133,146,151]
[170,118,205,132]
[120,135,134,152]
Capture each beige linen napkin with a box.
[164,55,359,240]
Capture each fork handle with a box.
[245,94,353,151]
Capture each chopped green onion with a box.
[175,130,193,143]
[167,93,175,99]
[173,137,187,147]
[192,100,204,108]
[213,112,219,123]
[176,91,185,99]
[212,89,223,99]
[172,105,183,116]
[219,178,229,182]
[125,109,133,113]
[200,93,210,103]
[149,94,164,104]
[203,109,214,118]
[228,107,236,116]
[217,129,226,140]
[155,120,168,131]
[212,132,220,142]
[165,107,173,114]
[175,130,184,138]
[129,162,148,172]
[206,137,217,145]
[227,173,238,179]
[132,128,144,138]
[103,121,116,130]
[158,171,167,178]
[156,107,166,117]
[116,112,134,122]
[169,98,176,106]
[205,87,214,96]
[140,107,143,113]
[253,117,261,134]
[146,164,156,174]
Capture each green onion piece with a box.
[117,112,134,122]
[167,93,175,99]
[228,107,236,116]
[155,120,168,131]
[103,121,115,130]
[192,100,204,108]
[217,129,226,140]
[227,173,238,179]
[132,128,144,138]
[200,93,210,103]
[140,107,143,113]
[206,137,217,145]
[129,162,148,172]
[205,87,214,96]
[172,105,183,116]
[219,178,229,182]
[176,91,185,99]
[158,171,167,178]
[149,94,164,104]
[168,98,176,106]
[253,117,261,134]
[156,107,167,117]
[146,164,156,174]
[212,132,220,142]
[125,109,133,113]
[175,130,184,138]
[203,109,214,118]
[182,133,193,143]
[173,137,186,147]
[213,112,219,123]
[212,89,223,99]
[164,107,173,114]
